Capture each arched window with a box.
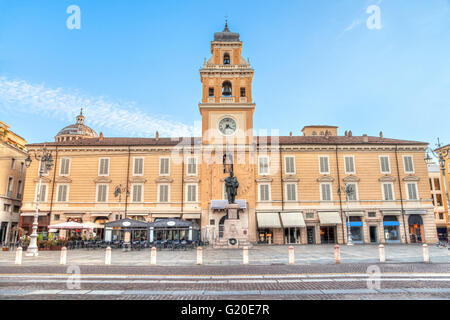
[223,53,230,65]
[222,81,232,97]
[312,131,317,136]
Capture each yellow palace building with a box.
[20,24,437,245]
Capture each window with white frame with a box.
[96,184,108,202]
[59,158,71,176]
[259,184,271,201]
[187,157,197,175]
[406,182,418,200]
[158,184,170,202]
[319,156,330,174]
[133,157,144,176]
[344,156,355,174]
[56,184,69,202]
[284,156,296,174]
[403,155,415,173]
[35,184,48,202]
[98,158,110,176]
[285,183,297,201]
[258,156,269,175]
[345,183,358,201]
[159,158,170,176]
[132,184,143,203]
[379,156,391,174]
[186,184,198,202]
[382,182,395,201]
[320,183,332,201]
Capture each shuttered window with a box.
[187,157,197,175]
[259,184,270,201]
[345,183,358,201]
[403,156,414,173]
[319,156,329,174]
[187,184,197,202]
[57,184,68,202]
[160,158,170,175]
[39,160,49,175]
[159,184,169,202]
[382,183,394,201]
[132,184,143,202]
[133,158,144,176]
[36,184,47,202]
[344,156,355,174]
[259,157,269,175]
[286,183,297,201]
[320,183,332,201]
[96,184,108,202]
[59,158,71,176]
[285,156,296,174]
[379,156,390,173]
[98,158,109,176]
[407,183,418,200]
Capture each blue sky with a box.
[0,0,449,147]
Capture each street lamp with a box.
[345,184,355,246]
[24,146,54,257]
[425,138,449,242]
[114,184,129,220]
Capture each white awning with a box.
[211,200,247,209]
[382,210,402,216]
[346,211,365,217]
[280,212,306,228]
[318,212,342,225]
[183,213,201,219]
[405,210,428,215]
[257,212,281,228]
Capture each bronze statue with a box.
[225,171,239,204]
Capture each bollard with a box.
[197,246,203,265]
[105,247,112,265]
[151,247,157,266]
[243,246,249,265]
[60,247,67,265]
[288,246,295,265]
[378,244,385,263]
[15,247,23,265]
[422,244,430,263]
[334,245,341,264]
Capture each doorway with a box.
[369,226,378,243]
[284,228,300,244]
[408,215,424,243]
[320,226,336,244]
[219,215,226,239]
[307,227,315,244]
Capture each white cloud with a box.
[0,76,200,138]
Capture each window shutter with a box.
[320,157,329,174]
[260,185,269,201]
[38,185,47,202]
[160,159,169,175]
[259,157,269,174]
[188,158,197,175]
[99,159,109,175]
[287,184,296,201]
[188,185,197,202]
[380,157,390,173]
[134,158,143,175]
[321,184,331,201]
[408,183,417,200]
[285,157,295,174]
[404,156,414,172]
[345,157,355,173]
[160,185,169,202]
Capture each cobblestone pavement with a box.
[0,244,448,266]
[0,263,448,300]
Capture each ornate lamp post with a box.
[24,146,53,257]
[114,184,128,220]
[345,184,355,246]
[425,138,449,241]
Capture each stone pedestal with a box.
[214,204,252,249]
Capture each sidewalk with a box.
[0,244,448,266]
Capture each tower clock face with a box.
[218,117,237,135]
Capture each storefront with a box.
[436,227,448,242]
[280,212,305,244]
[19,213,49,237]
[256,212,281,244]
[407,214,424,243]
[149,219,198,242]
[383,215,401,243]
[104,218,149,243]
[347,216,364,244]
[318,212,342,244]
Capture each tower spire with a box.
[224,18,230,32]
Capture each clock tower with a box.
[199,22,255,145]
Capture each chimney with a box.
[345,131,348,137]
[379,131,383,139]
[348,130,353,137]
[362,134,368,143]
[99,132,104,141]
[289,131,293,137]
[155,131,159,141]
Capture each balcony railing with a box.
[220,97,235,103]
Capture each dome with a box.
[214,21,240,42]
[55,109,98,142]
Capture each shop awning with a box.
[318,212,342,225]
[20,212,48,217]
[211,200,247,210]
[405,210,428,215]
[382,210,402,216]
[280,212,306,228]
[346,211,364,217]
[182,213,201,219]
[149,219,192,228]
[257,212,281,228]
[105,218,149,229]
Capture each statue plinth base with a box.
[214,203,252,249]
